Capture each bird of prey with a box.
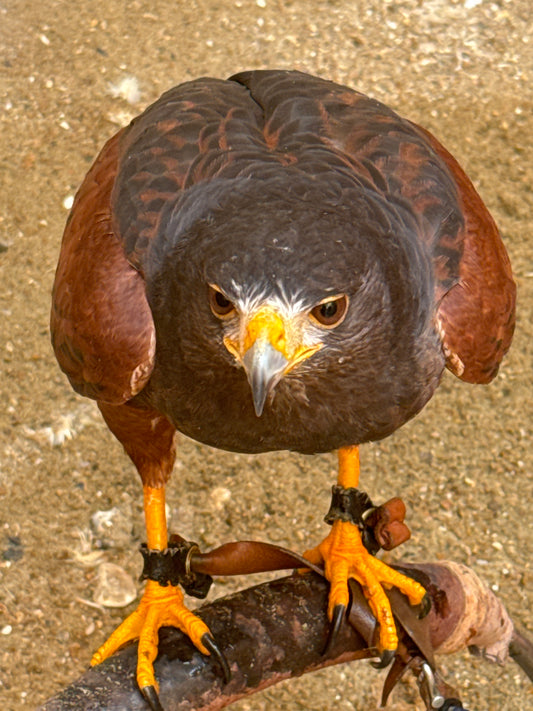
[50,70,515,707]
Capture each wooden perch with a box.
[39,560,532,711]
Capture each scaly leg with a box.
[92,486,228,709]
[304,445,427,658]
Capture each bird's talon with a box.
[323,603,346,656]
[418,592,432,619]
[371,648,395,669]
[141,685,165,711]
[202,632,231,684]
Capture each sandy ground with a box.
[0,1,532,709]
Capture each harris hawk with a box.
[50,70,515,707]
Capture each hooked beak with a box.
[224,308,322,417]
[242,338,288,416]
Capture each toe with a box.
[326,559,350,618]
[364,582,398,652]
[137,629,160,690]
[302,545,324,568]
[91,608,145,666]
[167,604,211,653]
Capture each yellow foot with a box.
[304,520,427,655]
[91,580,229,699]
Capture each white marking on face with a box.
[227,279,308,318]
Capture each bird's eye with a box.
[310,294,348,328]
[208,285,236,318]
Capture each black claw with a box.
[202,633,231,684]
[418,592,432,619]
[371,648,395,669]
[322,604,346,656]
[141,685,165,711]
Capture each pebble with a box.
[210,486,232,511]
[90,505,133,549]
[107,76,141,104]
[93,562,137,608]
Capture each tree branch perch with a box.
[39,560,533,711]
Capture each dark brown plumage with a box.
[50,70,515,703]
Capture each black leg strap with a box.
[324,485,380,554]
[140,537,213,598]
[324,485,374,525]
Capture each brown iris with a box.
[208,285,236,318]
[310,294,348,327]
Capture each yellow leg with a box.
[305,446,426,653]
[337,444,360,488]
[91,485,211,693]
[144,486,168,550]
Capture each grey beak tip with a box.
[254,400,266,417]
[243,340,288,418]
[250,369,271,417]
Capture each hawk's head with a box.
[145,172,440,452]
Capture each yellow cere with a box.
[224,306,323,373]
